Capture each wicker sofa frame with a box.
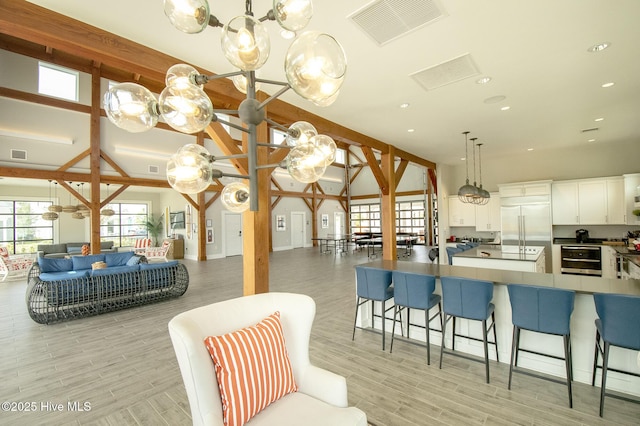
[26,257,189,324]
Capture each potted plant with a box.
[144,214,164,246]
[633,209,640,218]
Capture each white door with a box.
[291,212,305,248]
[223,212,243,256]
[334,212,345,236]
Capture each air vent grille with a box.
[148,165,160,174]
[581,127,599,133]
[350,0,446,45]
[411,54,480,91]
[11,149,27,161]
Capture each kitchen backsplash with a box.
[552,225,640,241]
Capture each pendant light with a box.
[76,183,90,215]
[475,142,490,205]
[457,131,479,203]
[62,182,78,213]
[73,184,87,219]
[41,180,59,221]
[48,181,63,213]
[101,184,115,216]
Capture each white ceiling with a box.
[25,0,640,166]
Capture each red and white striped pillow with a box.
[204,311,298,426]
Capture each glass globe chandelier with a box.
[103,0,346,212]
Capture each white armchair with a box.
[0,246,33,281]
[168,292,367,426]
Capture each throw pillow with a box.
[204,311,298,426]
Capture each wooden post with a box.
[381,146,397,260]
[89,63,101,254]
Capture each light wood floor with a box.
[1,246,638,425]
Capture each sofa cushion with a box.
[39,257,73,273]
[100,241,114,250]
[72,254,106,271]
[204,312,298,426]
[37,243,67,255]
[139,260,179,270]
[39,270,90,281]
[91,264,139,276]
[105,251,135,267]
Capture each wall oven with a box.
[560,245,602,276]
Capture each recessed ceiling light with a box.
[594,117,604,122]
[484,95,506,104]
[501,106,511,111]
[461,157,466,161]
[527,148,534,152]
[476,76,492,84]
[407,129,415,133]
[602,82,615,88]
[588,42,611,53]
[400,103,410,109]
[588,139,596,142]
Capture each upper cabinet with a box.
[475,193,501,232]
[499,181,551,198]
[448,197,476,227]
[624,173,640,225]
[552,177,625,225]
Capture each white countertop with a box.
[454,245,543,262]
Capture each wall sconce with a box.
[103,0,346,211]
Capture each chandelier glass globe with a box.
[165,63,201,89]
[166,144,213,194]
[285,31,347,105]
[103,83,159,133]
[221,15,270,71]
[311,134,336,166]
[286,143,327,183]
[163,0,210,34]
[221,182,251,213]
[159,84,214,133]
[286,121,317,146]
[273,0,313,32]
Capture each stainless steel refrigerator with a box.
[501,196,552,272]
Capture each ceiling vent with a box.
[349,0,446,46]
[11,149,27,161]
[148,165,160,174]
[411,54,480,91]
[581,127,599,133]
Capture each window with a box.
[100,203,150,247]
[349,200,427,243]
[335,148,346,164]
[38,62,79,102]
[0,200,54,254]
[271,128,287,145]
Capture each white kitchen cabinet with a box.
[499,181,551,198]
[448,197,476,227]
[551,177,626,225]
[624,173,640,225]
[475,193,500,231]
[606,178,626,224]
[578,180,607,224]
[601,246,618,279]
[552,182,579,225]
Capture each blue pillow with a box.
[105,251,134,267]
[126,255,142,266]
[72,254,106,271]
[91,265,139,276]
[140,260,179,270]
[39,257,73,273]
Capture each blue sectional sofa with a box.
[26,251,189,324]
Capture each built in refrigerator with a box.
[501,196,552,272]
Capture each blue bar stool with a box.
[507,284,575,408]
[390,271,442,365]
[446,246,463,265]
[439,277,498,383]
[591,293,640,417]
[353,266,394,350]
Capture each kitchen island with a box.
[452,245,545,272]
[355,260,640,397]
